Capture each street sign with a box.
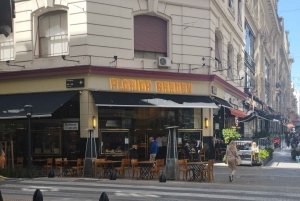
[66,78,84,88]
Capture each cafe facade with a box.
[0,65,247,160]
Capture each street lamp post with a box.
[24,104,33,177]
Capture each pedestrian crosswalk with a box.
[0,179,299,201]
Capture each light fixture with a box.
[205,118,209,128]
[92,116,97,129]
[93,116,97,129]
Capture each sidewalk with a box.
[265,147,299,168]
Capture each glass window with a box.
[0,34,14,61]
[39,11,68,57]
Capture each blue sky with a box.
[278,1,300,92]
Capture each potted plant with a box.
[222,128,241,144]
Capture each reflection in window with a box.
[32,130,61,155]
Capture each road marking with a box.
[3,182,300,198]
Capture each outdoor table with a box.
[137,161,156,180]
[98,161,121,179]
[187,162,207,181]
[31,159,47,176]
[60,160,78,177]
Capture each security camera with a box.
[6,60,10,64]
[62,55,66,60]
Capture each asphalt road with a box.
[0,148,299,201]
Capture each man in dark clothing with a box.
[149,137,159,161]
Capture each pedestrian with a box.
[183,143,191,161]
[156,135,163,159]
[0,144,6,169]
[225,141,240,182]
[149,137,158,161]
[194,139,201,161]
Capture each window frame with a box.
[32,7,69,59]
[133,14,169,60]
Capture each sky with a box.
[278,0,300,92]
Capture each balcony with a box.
[244,51,256,73]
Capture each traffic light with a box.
[0,0,15,37]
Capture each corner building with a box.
[0,0,248,160]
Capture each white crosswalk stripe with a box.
[0,179,298,201]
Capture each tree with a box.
[222,128,241,144]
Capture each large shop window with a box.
[38,10,68,57]
[98,107,203,157]
[134,15,167,59]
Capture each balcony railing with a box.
[244,51,256,72]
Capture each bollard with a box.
[159,172,166,182]
[109,171,116,180]
[99,192,109,201]
[0,191,3,201]
[33,189,43,201]
[48,169,55,178]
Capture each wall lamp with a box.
[93,116,97,129]
[62,55,80,63]
[6,60,25,68]
[205,118,209,128]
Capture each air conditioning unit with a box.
[158,57,171,68]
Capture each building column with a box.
[80,90,98,138]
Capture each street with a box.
[0,148,300,201]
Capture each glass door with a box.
[177,129,202,157]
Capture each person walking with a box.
[149,137,158,161]
[225,141,240,182]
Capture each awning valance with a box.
[229,108,247,118]
[0,91,78,119]
[212,97,233,108]
[91,91,218,108]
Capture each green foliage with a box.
[259,149,269,159]
[265,148,274,156]
[222,129,241,144]
[291,148,300,160]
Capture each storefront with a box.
[0,66,247,161]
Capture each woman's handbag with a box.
[235,155,242,165]
[229,148,241,165]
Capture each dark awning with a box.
[212,97,233,108]
[238,112,257,122]
[91,91,218,108]
[0,91,78,119]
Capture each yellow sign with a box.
[110,78,192,94]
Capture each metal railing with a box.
[244,51,255,72]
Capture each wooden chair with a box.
[149,159,164,179]
[55,158,63,176]
[131,159,140,179]
[178,159,194,181]
[15,157,24,167]
[215,148,223,160]
[199,159,214,182]
[43,158,53,174]
[200,148,206,161]
[94,158,105,178]
[71,158,83,177]
[114,159,130,178]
